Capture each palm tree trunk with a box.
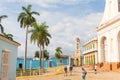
[39,45,42,75]
[42,45,44,73]
[23,26,28,74]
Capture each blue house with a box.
[16,57,69,70]
[0,34,20,80]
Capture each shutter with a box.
[1,50,10,80]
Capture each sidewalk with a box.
[16,66,120,80]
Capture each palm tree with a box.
[34,50,39,58]
[43,49,49,60]
[2,32,13,40]
[34,50,49,60]
[29,22,51,74]
[55,47,62,59]
[55,47,63,65]
[18,4,39,73]
[0,15,7,33]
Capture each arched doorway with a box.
[100,36,107,63]
[76,58,78,66]
[117,31,120,62]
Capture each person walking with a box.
[69,65,73,76]
[81,67,87,80]
[94,64,97,74]
[64,66,68,76]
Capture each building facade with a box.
[0,34,20,80]
[83,38,98,67]
[73,38,81,66]
[97,0,120,71]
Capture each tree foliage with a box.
[34,51,39,58]
[2,32,13,40]
[29,22,51,73]
[0,15,7,33]
[43,49,49,60]
[34,50,49,60]
[55,47,62,59]
[18,4,39,72]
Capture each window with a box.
[90,45,92,49]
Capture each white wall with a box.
[97,20,120,63]
[0,39,18,80]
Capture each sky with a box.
[0,0,105,58]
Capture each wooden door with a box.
[1,50,10,80]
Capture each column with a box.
[98,37,101,63]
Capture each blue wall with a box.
[16,57,68,70]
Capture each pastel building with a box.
[97,0,120,71]
[83,38,98,67]
[0,34,20,80]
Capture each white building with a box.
[97,0,120,71]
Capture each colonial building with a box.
[0,34,20,80]
[83,38,98,68]
[73,38,81,66]
[97,0,120,71]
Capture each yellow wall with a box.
[84,52,96,65]
[83,38,98,65]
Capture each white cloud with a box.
[40,12,103,56]
[35,11,103,56]
[2,9,102,57]
[25,0,95,8]
[0,4,8,13]
[0,0,103,57]
[0,0,95,8]
[36,11,66,25]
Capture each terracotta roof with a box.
[0,34,21,46]
[60,55,69,58]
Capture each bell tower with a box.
[100,0,120,25]
[75,38,80,57]
[73,37,81,66]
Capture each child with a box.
[81,67,87,80]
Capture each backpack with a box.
[85,71,87,75]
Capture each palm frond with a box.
[31,11,40,15]
[29,22,51,48]
[27,4,32,12]
[0,15,8,22]
[0,24,4,33]
[17,12,26,21]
